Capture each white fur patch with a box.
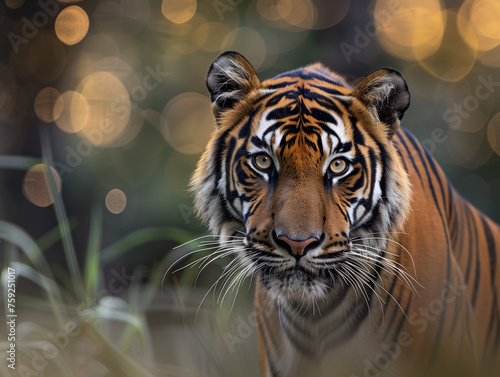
[372,164,382,204]
[255,108,277,140]
[259,88,277,95]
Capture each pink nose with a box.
[277,235,318,256]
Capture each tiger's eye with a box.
[254,154,272,170]
[329,158,348,175]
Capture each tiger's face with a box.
[192,52,411,306]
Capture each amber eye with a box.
[253,154,273,170]
[329,158,348,175]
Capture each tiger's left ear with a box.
[206,51,260,122]
[353,69,410,138]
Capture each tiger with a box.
[190,51,500,377]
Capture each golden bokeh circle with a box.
[417,11,477,82]
[471,0,500,40]
[192,22,231,52]
[23,164,62,208]
[278,0,317,30]
[257,0,318,30]
[76,71,131,146]
[5,0,24,9]
[487,112,500,156]
[54,91,90,133]
[161,0,196,24]
[55,6,90,46]
[34,87,61,123]
[161,92,213,155]
[223,27,267,69]
[458,0,500,52]
[375,0,446,61]
[105,189,127,214]
[257,0,284,21]
[94,57,141,95]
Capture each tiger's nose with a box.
[275,233,323,257]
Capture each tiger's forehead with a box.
[262,65,352,94]
[249,78,354,162]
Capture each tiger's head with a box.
[192,51,411,307]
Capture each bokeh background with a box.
[1,0,499,376]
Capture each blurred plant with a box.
[0,128,200,377]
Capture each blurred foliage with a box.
[0,0,499,376]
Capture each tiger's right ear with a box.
[206,51,260,120]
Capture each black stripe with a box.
[393,140,409,174]
[274,69,344,86]
[481,216,500,356]
[265,80,299,90]
[256,304,281,363]
[309,107,338,125]
[464,206,476,284]
[452,199,463,260]
[470,210,481,308]
[309,83,344,95]
[395,129,424,187]
[383,283,404,341]
[402,129,452,368]
[390,291,413,344]
[481,217,498,291]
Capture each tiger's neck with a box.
[254,273,402,377]
[254,273,386,352]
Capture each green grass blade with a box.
[7,262,67,327]
[40,127,84,299]
[81,320,156,377]
[124,267,155,360]
[0,221,55,282]
[36,218,78,252]
[101,227,195,264]
[84,205,102,298]
[0,155,41,170]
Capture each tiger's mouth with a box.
[258,260,337,301]
[275,265,317,285]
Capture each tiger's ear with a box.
[353,69,410,138]
[206,51,260,120]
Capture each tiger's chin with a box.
[259,266,333,309]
